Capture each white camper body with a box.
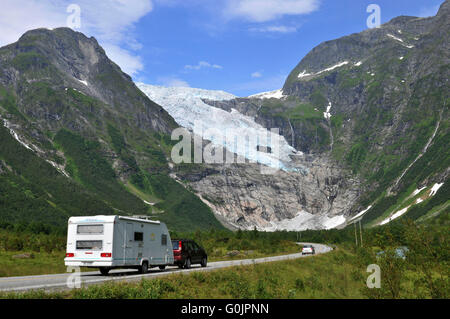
[64,215,174,274]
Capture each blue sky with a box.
[0,0,444,96]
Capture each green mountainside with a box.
[282,1,450,225]
[0,28,223,232]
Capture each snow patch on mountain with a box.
[323,101,332,120]
[349,205,373,222]
[263,211,346,231]
[323,215,346,229]
[378,182,444,226]
[2,118,69,177]
[388,33,404,42]
[46,160,70,178]
[380,206,410,225]
[317,61,349,74]
[412,186,427,196]
[76,78,88,86]
[430,182,444,196]
[298,61,350,79]
[2,119,33,151]
[249,89,285,99]
[387,34,414,48]
[297,70,312,78]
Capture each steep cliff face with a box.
[174,157,360,231]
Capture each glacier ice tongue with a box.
[136,83,302,172]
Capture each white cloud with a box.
[0,0,66,46]
[78,0,153,44]
[224,0,320,22]
[102,44,144,77]
[249,25,298,33]
[0,0,153,77]
[251,71,263,78]
[184,61,223,70]
[157,76,190,87]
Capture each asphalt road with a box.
[0,243,332,292]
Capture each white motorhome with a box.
[64,215,174,275]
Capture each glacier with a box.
[136,83,302,172]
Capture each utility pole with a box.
[354,222,358,246]
[359,219,363,247]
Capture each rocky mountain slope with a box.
[0,28,224,231]
[138,1,449,230]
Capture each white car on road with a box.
[302,245,316,255]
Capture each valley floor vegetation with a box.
[0,215,448,299]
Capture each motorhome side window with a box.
[134,232,143,241]
[77,224,103,234]
[161,234,167,246]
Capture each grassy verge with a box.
[208,243,301,262]
[0,251,66,277]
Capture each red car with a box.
[172,239,208,269]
